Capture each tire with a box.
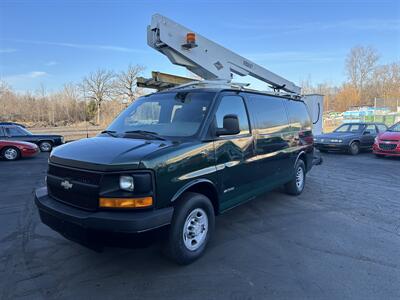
[349,141,360,155]
[163,192,215,265]
[1,147,20,161]
[284,159,306,196]
[39,141,53,152]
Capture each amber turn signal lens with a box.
[99,197,153,208]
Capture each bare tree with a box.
[114,64,145,103]
[345,46,379,101]
[81,69,115,124]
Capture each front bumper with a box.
[314,142,349,152]
[22,148,40,157]
[373,146,400,157]
[35,187,173,247]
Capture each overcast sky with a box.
[0,0,399,92]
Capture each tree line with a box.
[302,46,400,113]
[0,64,145,127]
[0,46,399,128]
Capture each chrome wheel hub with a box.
[296,166,304,190]
[40,142,51,152]
[183,208,208,251]
[4,148,18,160]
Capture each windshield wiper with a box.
[124,130,166,141]
[101,130,118,137]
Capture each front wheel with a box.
[349,142,360,155]
[285,159,306,195]
[39,141,53,152]
[163,192,215,265]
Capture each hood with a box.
[49,136,175,171]
[316,132,359,140]
[378,131,400,141]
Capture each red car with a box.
[373,122,400,158]
[0,140,39,161]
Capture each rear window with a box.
[246,94,289,134]
[285,101,312,131]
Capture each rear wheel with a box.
[39,141,53,152]
[2,147,20,161]
[349,141,360,155]
[163,192,215,265]
[285,159,306,195]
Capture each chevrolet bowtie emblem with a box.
[61,180,73,190]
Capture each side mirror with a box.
[216,114,240,136]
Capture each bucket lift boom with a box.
[147,14,301,95]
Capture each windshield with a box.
[107,91,215,138]
[388,122,400,132]
[334,124,364,133]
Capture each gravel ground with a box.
[0,152,399,300]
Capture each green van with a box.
[35,87,314,264]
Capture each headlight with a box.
[119,175,134,191]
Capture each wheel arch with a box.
[1,145,21,159]
[171,179,220,215]
[294,150,307,170]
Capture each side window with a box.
[286,101,312,131]
[365,125,377,135]
[377,124,387,133]
[215,96,250,135]
[6,127,25,136]
[246,94,289,134]
[0,127,5,137]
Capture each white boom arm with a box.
[147,14,301,95]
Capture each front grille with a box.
[379,143,397,151]
[48,164,101,185]
[47,164,101,211]
[48,185,99,211]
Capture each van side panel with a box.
[244,93,294,188]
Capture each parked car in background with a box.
[0,140,39,161]
[0,122,26,128]
[373,122,400,158]
[0,124,64,152]
[314,122,388,155]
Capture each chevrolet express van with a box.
[35,88,314,264]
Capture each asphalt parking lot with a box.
[1,152,399,300]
